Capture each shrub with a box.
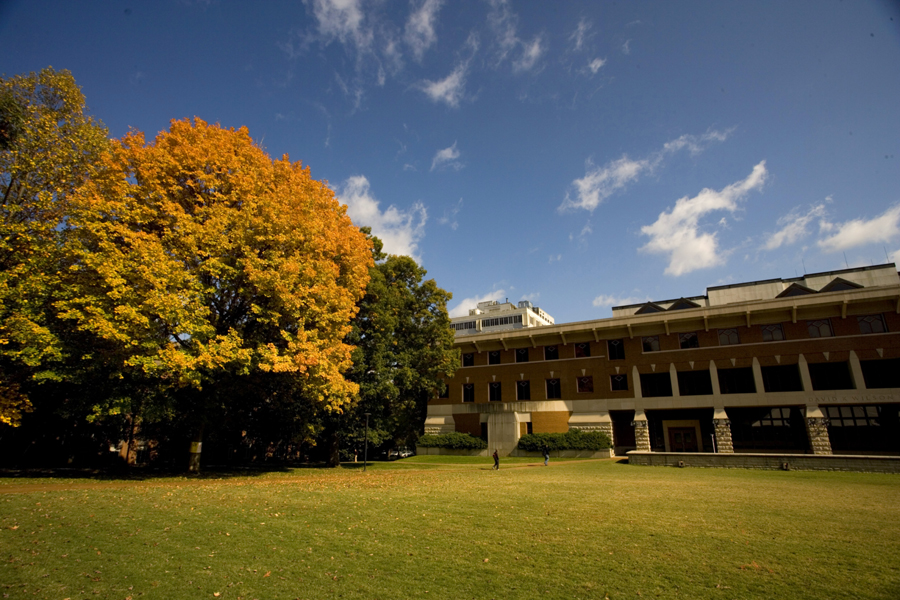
[417,432,488,450]
[517,429,611,452]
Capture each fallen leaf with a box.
[264,571,271,577]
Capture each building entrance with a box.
[668,427,699,452]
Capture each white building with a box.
[451,299,554,336]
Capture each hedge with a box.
[517,429,612,452]
[417,432,488,450]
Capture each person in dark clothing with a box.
[492,449,499,470]
[542,444,550,466]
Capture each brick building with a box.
[426,264,900,456]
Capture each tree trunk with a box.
[188,424,204,473]
[325,427,341,468]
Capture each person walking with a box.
[492,449,499,470]
[542,444,550,466]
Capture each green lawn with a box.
[2,460,899,599]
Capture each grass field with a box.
[2,458,899,599]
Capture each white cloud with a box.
[818,204,900,253]
[431,142,463,171]
[449,289,505,318]
[338,175,427,261]
[487,0,544,72]
[561,156,650,212]
[592,294,647,308]
[622,39,631,55]
[570,18,591,52]
[311,0,372,50]
[587,58,606,74]
[520,292,540,303]
[762,203,827,250]
[640,161,768,276]
[405,0,443,61]
[548,254,562,263]
[419,63,467,107]
[438,198,463,230]
[512,35,546,72]
[560,129,733,213]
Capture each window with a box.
[544,345,559,360]
[488,351,501,365]
[481,314,523,328]
[516,380,531,401]
[718,328,740,346]
[462,353,474,367]
[679,332,699,349]
[462,383,475,403]
[488,382,502,402]
[546,378,561,399]
[808,361,854,390]
[610,374,628,391]
[858,314,887,334]
[639,372,672,397]
[826,405,881,427]
[451,321,477,331]
[860,358,900,388]
[438,382,449,398]
[752,407,792,427]
[515,348,529,363]
[677,370,713,395]
[576,376,594,393]
[761,364,803,392]
[642,335,660,352]
[717,367,756,394]
[761,323,785,341]
[607,339,625,360]
[807,319,833,338]
[574,343,591,358]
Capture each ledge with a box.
[626,451,900,473]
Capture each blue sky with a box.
[2,0,899,324]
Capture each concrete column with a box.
[709,360,721,395]
[633,410,651,452]
[798,354,813,392]
[805,405,833,455]
[632,365,642,399]
[751,357,765,394]
[669,363,679,396]
[712,407,734,453]
[849,350,866,390]
[487,412,520,456]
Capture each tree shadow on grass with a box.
[0,461,338,482]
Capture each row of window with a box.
[448,358,900,401]
[460,315,889,366]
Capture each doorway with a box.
[668,427,699,452]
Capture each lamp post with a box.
[363,413,371,472]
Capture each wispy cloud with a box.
[587,58,606,74]
[405,0,443,61]
[338,175,427,261]
[818,204,900,252]
[487,0,545,72]
[592,294,647,308]
[762,202,828,250]
[569,18,591,52]
[438,198,464,230]
[431,142,463,171]
[449,289,506,318]
[640,161,768,276]
[560,129,733,213]
[419,63,467,107]
[621,39,631,55]
[310,0,372,51]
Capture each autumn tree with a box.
[0,68,110,426]
[322,232,458,466]
[60,118,372,470]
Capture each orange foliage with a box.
[62,119,372,413]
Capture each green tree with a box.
[0,67,110,426]
[59,118,373,470]
[323,232,459,466]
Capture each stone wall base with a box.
[627,451,900,473]
[417,447,489,457]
